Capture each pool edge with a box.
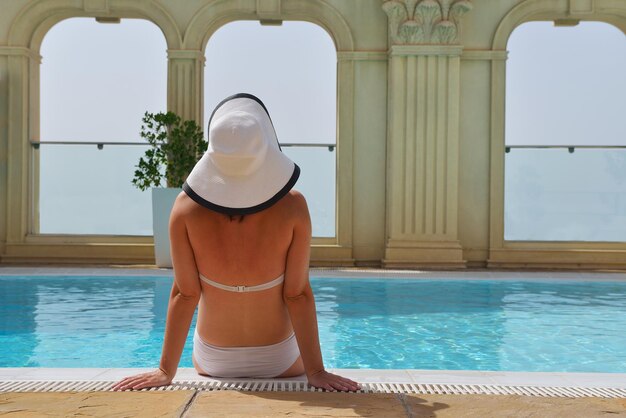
[1,368,625,397]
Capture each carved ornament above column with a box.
[382,0,473,45]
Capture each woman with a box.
[113,94,359,392]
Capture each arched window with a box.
[204,21,337,237]
[39,18,167,235]
[504,21,626,242]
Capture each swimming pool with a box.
[1,275,625,373]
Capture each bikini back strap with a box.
[199,274,284,292]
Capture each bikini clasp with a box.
[236,285,246,292]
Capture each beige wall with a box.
[0,0,625,268]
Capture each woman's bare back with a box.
[171,190,304,347]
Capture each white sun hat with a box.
[183,93,300,215]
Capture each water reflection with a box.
[312,279,508,370]
[0,276,173,367]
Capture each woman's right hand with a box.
[308,370,360,392]
[111,368,172,391]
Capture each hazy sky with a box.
[506,21,625,146]
[41,19,167,142]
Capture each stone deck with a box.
[2,390,625,417]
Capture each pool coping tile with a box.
[0,368,111,381]
[558,372,626,388]
[407,370,496,385]
[480,371,573,387]
[328,369,413,383]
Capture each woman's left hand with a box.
[111,368,172,391]
[308,370,360,392]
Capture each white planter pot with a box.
[152,187,182,268]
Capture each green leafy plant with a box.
[132,111,207,191]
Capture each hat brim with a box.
[183,93,300,216]
[183,163,300,216]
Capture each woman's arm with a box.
[283,192,359,392]
[158,203,201,378]
[113,195,201,391]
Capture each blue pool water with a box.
[1,276,625,372]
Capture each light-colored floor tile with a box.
[0,391,192,417]
[187,391,408,418]
[405,393,626,417]
[2,391,624,417]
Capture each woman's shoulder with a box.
[285,189,306,203]
[172,191,192,209]
[280,190,309,212]
[171,191,204,219]
[273,190,310,227]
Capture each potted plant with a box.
[132,111,206,267]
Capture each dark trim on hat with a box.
[183,164,301,216]
[208,93,283,151]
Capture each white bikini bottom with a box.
[192,328,301,378]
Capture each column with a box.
[167,50,205,124]
[382,0,472,268]
[0,47,41,250]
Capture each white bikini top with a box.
[199,273,285,293]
